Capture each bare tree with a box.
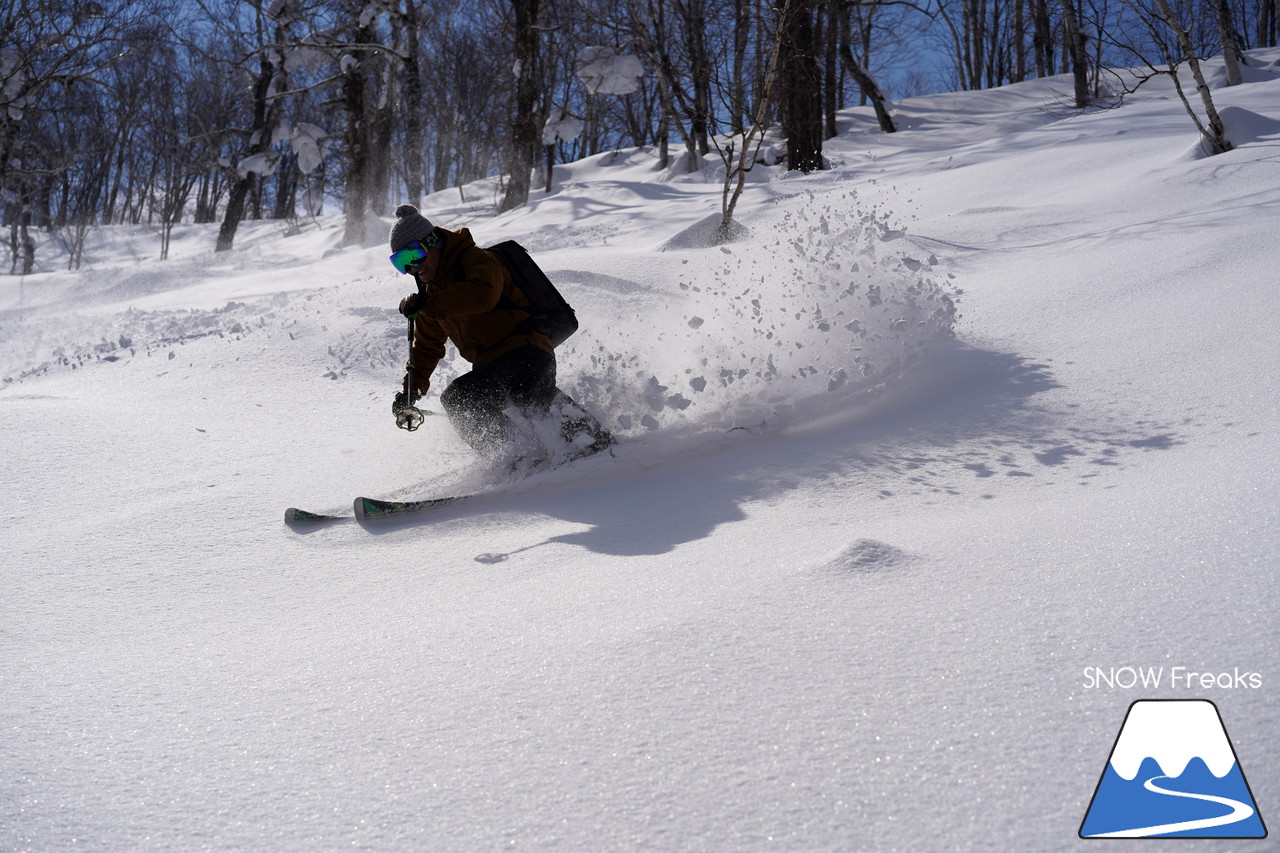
[182,0,293,252]
[330,0,414,243]
[675,0,717,159]
[336,0,376,242]
[1110,0,1233,154]
[1031,0,1057,77]
[1060,0,1095,105]
[151,55,205,260]
[835,0,897,132]
[1213,0,1244,83]
[640,0,702,169]
[400,5,509,197]
[934,0,1002,89]
[717,0,792,242]
[391,0,427,205]
[619,0,731,172]
[499,0,545,212]
[1,0,159,272]
[778,0,826,172]
[1152,0,1232,152]
[1261,0,1279,45]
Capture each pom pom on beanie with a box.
[389,204,438,251]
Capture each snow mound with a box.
[563,189,958,437]
[1177,105,1280,160]
[822,539,918,575]
[659,212,752,251]
[1221,105,1280,145]
[1205,60,1280,88]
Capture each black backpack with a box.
[484,240,579,348]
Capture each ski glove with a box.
[399,292,422,318]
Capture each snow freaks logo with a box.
[1082,666,1262,690]
[1079,700,1268,839]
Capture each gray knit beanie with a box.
[389,204,439,252]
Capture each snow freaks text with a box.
[1082,667,1264,690]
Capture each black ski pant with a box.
[440,345,573,456]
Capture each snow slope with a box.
[3,54,1279,851]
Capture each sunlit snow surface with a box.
[3,52,1279,852]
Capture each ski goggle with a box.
[390,241,435,274]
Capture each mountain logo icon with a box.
[1080,699,1267,838]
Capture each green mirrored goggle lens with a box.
[390,243,428,274]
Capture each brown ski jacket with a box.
[405,227,552,399]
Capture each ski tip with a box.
[353,496,376,520]
[353,496,403,521]
[285,507,343,526]
[354,496,399,524]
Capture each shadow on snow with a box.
[364,342,1182,560]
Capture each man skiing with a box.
[388,204,613,470]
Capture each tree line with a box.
[3,0,1276,273]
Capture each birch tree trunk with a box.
[1152,0,1233,154]
[1059,0,1093,107]
[499,0,541,212]
[718,0,790,242]
[1215,0,1243,86]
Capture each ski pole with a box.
[396,280,427,432]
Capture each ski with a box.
[288,443,616,528]
[354,493,472,521]
[284,506,347,525]
[284,495,470,527]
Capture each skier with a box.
[388,204,613,470]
